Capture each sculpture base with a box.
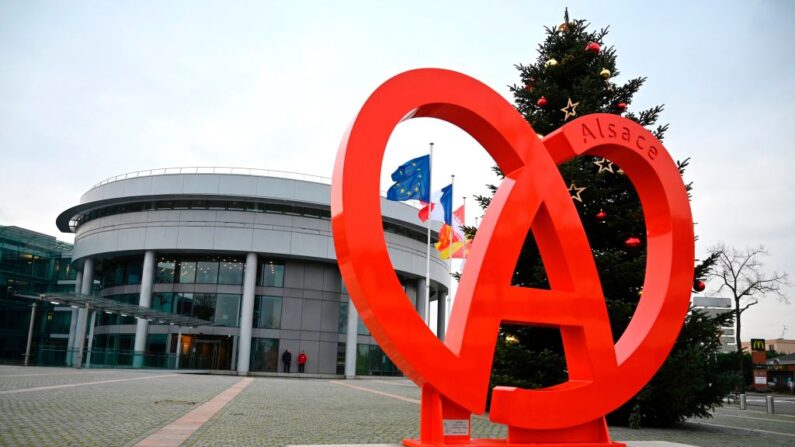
[404,439,624,447]
[415,385,623,447]
[287,442,696,447]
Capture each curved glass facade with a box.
[53,172,449,376]
[87,251,409,376]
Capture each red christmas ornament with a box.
[624,236,642,248]
[585,41,601,54]
[693,280,706,292]
[524,83,534,92]
[536,96,548,107]
[616,102,627,111]
[596,209,607,221]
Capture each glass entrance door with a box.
[181,335,232,370]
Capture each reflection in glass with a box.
[250,338,279,372]
[192,293,216,321]
[336,342,346,375]
[214,294,241,327]
[179,261,197,284]
[218,259,244,285]
[338,301,348,334]
[356,344,400,376]
[126,259,143,285]
[258,260,284,287]
[153,293,174,314]
[175,293,194,316]
[196,261,219,284]
[156,259,176,283]
[253,296,282,329]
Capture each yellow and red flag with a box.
[434,205,469,259]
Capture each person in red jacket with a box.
[297,351,307,373]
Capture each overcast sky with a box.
[1,1,793,341]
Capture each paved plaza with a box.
[0,366,793,447]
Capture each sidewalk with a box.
[1,366,793,447]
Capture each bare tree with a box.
[708,244,789,381]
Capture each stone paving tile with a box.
[0,366,166,392]
[347,380,419,400]
[2,368,794,447]
[183,378,421,446]
[185,377,795,447]
[0,371,238,447]
[611,421,793,447]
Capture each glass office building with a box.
[54,168,450,376]
[0,226,77,364]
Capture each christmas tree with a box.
[467,10,731,426]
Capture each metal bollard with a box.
[739,393,746,410]
[766,395,775,414]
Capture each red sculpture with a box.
[331,69,694,447]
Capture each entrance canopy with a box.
[15,293,210,328]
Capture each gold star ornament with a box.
[561,97,580,121]
[568,182,587,203]
[593,157,615,174]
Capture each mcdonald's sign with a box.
[751,338,766,352]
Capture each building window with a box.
[146,334,167,355]
[214,294,241,327]
[250,338,279,372]
[192,293,215,321]
[338,301,348,333]
[97,294,138,325]
[253,296,282,329]
[100,257,144,288]
[152,292,174,314]
[336,342,346,375]
[356,344,400,376]
[126,259,143,285]
[48,310,72,334]
[258,260,284,287]
[218,259,244,285]
[156,258,176,283]
[175,292,193,316]
[178,261,197,284]
[208,200,226,210]
[195,261,219,284]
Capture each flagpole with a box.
[446,175,455,326]
[425,143,433,327]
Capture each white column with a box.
[74,303,89,369]
[133,251,156,368]
[24,302,37,367]
[66,270,82,366]
[175,328,183,369]
[436,290,447,342]
[80,258,94,295]
[74,259,94,368]
[85,311,97,368]
[236,253,258,375]
[344,299,359,379]
[416,277,428,327]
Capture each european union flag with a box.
[386,155,430,202]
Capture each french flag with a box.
[418,183,453,225]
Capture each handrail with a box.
[84,166,407,207]
[89,167,332,190]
